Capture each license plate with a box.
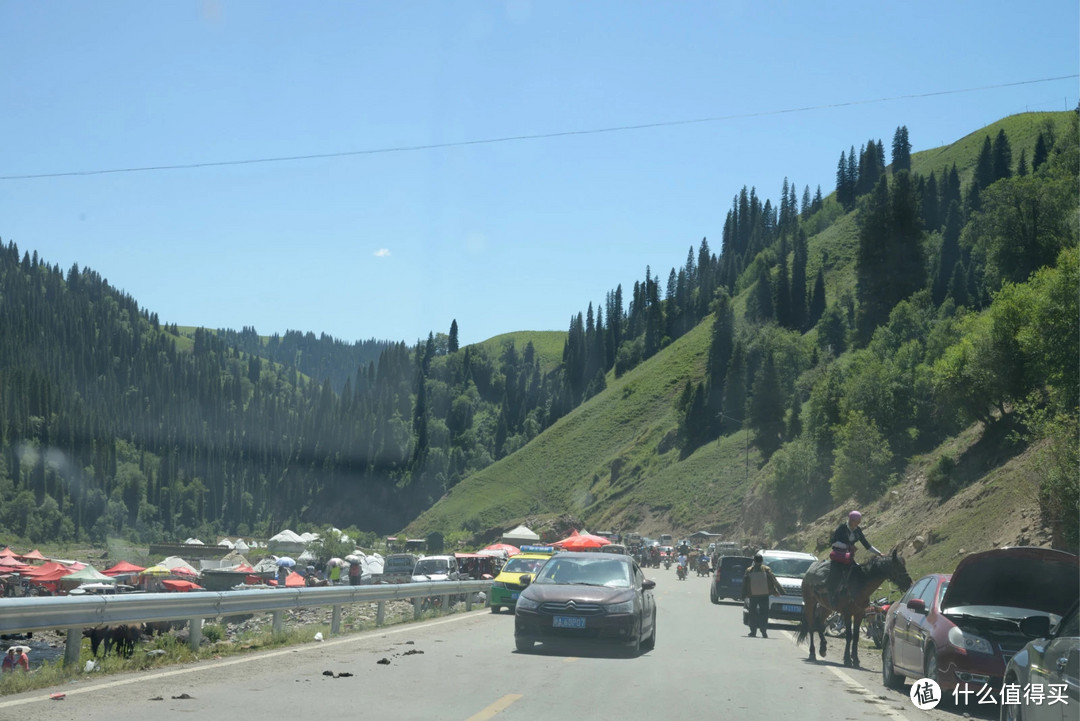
[510,592,519,600]
[781,604,802,614]
[553,616,586,629]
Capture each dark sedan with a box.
[882,547,1079,698]
[513,551,656,655]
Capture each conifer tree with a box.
[801,185,812,220]
[722,342,747,434]
[808,268,826,328]
[774,251,792,329]
[790,229,809,331]
[448,319,459,354]
[813,185,823,213]
[975,135,995,191]
[921,172,940,231]
[933,201,963,305]
[748,263,774,324]
[1016,149,1028,177]
[992,129,1013,182]
[748,353,785,459]
[891,126,911,173]
[1033,132,1049,171]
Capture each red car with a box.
[882,547,1079,697]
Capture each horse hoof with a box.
[809,653,817,662]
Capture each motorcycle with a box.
[663,556,672,570]
[824,611,846,638]
[676,563,687,581]
[696,558,711,577]
[862,596,891,648]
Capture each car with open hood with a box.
[882,547,1079,698]
[513,551,656,655]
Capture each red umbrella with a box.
[552,533,611,550]
[482,543,520,555]
[160,579,204,592]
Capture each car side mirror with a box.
[642,579,656,590]
[1019,615,1051,638]
[907,598,927,615]
[519,575,531,587]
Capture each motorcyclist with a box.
[826,510,883,608]
[676,552,688,578]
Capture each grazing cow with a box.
[83,625,141,658]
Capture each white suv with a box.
[411,555,462,582]
[742,550,818,626]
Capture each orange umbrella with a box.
[552,533,611,550]
[482,543,520,555]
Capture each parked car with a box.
[411,555,463,582]
[514,551,656,654]
[711,555,753,604]
[882,547,1079,697]
[1000,600,1079,721]
[741,550,817,625]
[376,553,418,584]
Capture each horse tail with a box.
[795,614,810,646]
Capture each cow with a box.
[83,625,141,658]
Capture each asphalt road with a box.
[0,569,994,721]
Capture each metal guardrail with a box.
[0,580,492,634]
[0,580,493,665]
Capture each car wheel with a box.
[626,620,642,657]
[515,637,534,653]
[710,585,720,605]
[1001,674,1022,721]
[642,612,656,650]
[923,645,938,684]
[881,637,904,689]
[490,605,500,614]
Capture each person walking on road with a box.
[742,552,783,638]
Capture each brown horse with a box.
[796,549,912,668]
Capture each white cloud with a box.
[374,248,391,258]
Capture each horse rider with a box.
[825,510,883,609]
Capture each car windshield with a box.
[414,560,448,575]
[534,558,631,588]
[503,558,543,575]
[763,557,815,577]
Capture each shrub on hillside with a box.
[926,454,956,496]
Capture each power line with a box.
[2,74,1076,181]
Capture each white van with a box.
[741,549,818,626]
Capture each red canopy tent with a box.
[161,579,204,592]
[481,543,520,555]
[0,548,19,559]
[284,571,305,587]
[20,549,47,562]
[19,561,73,580]
[552,531,611,550]
[102,561,146,577]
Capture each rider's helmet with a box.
[848,510,862,523]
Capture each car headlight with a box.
[606,600,634,614]
[948,626,993,654]
[491,582,506,589]
[515,595,539,611]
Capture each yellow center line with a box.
[563,657,579,663]
[466,693,523,721]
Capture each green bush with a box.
[926,454,956,496]
[202,624,224,643]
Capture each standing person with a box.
[348,559,361,586]
[276,564,289,588]
[742,553,783,638]
[328,561,342,585]
[2,646,28,672]
[825,510,883,608]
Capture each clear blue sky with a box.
[2,2,1076,346]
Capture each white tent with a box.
[160,556,199,575]
[183,538,205,545]
[233,539,250,553]
[502,525,540,544]
[217,538,235,548]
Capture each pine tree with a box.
[921,172,940,231]
[933,201,963,305]
[801,185,812,220]
[774,250,792,329]
[790,229,809,331]
[808,268,826,328]
[448,319,459,354]
[748,353,785,459]
[813,185,823,214]
[1016,149,1029,177]
[891,126,911,173]
[975,135,995,191]
[1033,132,1049,171]
[991,129,1013,182]
[722,342,747,434]
[748,263,774,324]
[706,291,734,392]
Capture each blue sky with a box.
[2,2,1076,346]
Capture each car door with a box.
[634,562,652,638]
[906,578,941,672]
[1028,605,1079,721]
[894,577,932,672]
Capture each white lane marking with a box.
[779,629,912,721]
[0,609,486,709]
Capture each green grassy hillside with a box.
[404,111,1073,551]
[472,331,567,373]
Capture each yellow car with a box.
[489,547,555,613]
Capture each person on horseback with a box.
[826,511,883,609]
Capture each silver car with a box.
[741,550,817,625]
[1000,601,1078,721]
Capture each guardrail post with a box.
[188,618,202,651]
[272,610,284,638]
[64,628,82,667]
[413,596,422,619]
[465,592,472,611]
[330,604,341,635]
[376,601,386,627]
[440,594,450,614]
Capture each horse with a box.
[796,549,912,668]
